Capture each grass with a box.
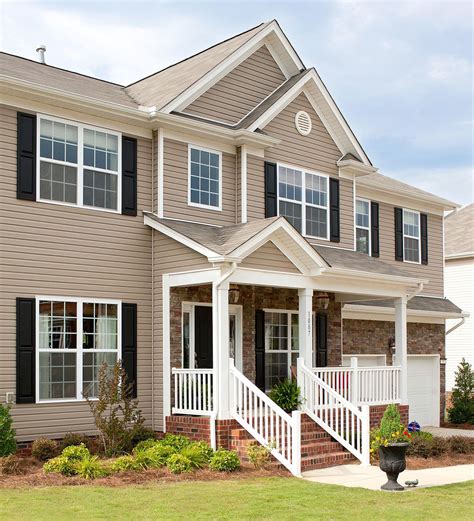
[0,478,472,520]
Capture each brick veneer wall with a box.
[369,404,409,429]
[170,286,342,385]
[343,319,445,423]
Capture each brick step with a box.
[300,441,345,457]
[301,451,357,471]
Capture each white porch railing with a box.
[313,360,401,406]
[229,359,301,476]
[299,358,370,466]
[172,368,214,415]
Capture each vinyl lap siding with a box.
[162,138,236,225]
[183,45,286,125]
[0,105,153,441]
[377,202,444,296]
[240,242,299,273]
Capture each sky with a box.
[1,0,472,205]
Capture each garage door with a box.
[407,356,439,427]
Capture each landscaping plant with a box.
[268,379,302,413]
[209,449,240,472]
[180,443,213,469]
[160,433,192,452]
[370,404,411,453]
[447,358,474,424]
[59,432,92,452]
[0,455,27,475]
[0,404,16,457]
[166,453,193,474]
[75,455,109,479]
[110,455,141,473]
[247,443,271,469]
[31,438,58,461]
[85,361,146,456]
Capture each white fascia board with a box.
[162,21,302,114]
[337,160,378,178]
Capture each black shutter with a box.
[421,213,428,265]
[122,303,137,398]
[371,201,380,258]
[394,207,404,261]
[122,136,137,216]
[16,298,36,403]
[329,178,340,242]
[255,310,265,391]
[17,112,36,201]
[315,313,328,367]
[264,162,277,218]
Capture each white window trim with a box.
[355,197,371,255]
[36,114,122,214]
[187,144,223,212]
[402,208,421,264]
[276,162,330,241]
[35,296,122,404]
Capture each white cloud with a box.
[428,55,472,83]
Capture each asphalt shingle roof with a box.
[351,296,463,315]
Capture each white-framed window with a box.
[277,164,329,239]
[355,198,371,254]
[188,145,222,210]
[403,209,421,263]
[37,114,121,213]
[36,297,121,402]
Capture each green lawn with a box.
[1,478,472,520]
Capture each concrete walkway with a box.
[424,426,474,438]
[302,464,474,491]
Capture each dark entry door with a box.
[194,306,213,368]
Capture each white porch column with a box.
[212,280,230,419]
[394,297,408,404]
[298,288,314,368]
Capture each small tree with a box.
[448,359,474,424]
[85,361,145,456]
[0,404,17,457]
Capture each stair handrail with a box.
[298,358,370,466]
[228,358,301,476]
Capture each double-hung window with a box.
[277,165,329,239]
[355,199,371,254]
[37,297,121,402]
[403,209,420,263]
[188,145,221,210]
[38,115,121,212]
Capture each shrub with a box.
[161,434,192,452]
[247,443,271,469]
[0,455,27,475]
[133,438,158,453]
[43,455,77,476]
[110,455,141,473]
[268,379,302,413]
[61,443,90,462]
[449,436,474,454]
[181,442,213,469]
[85,361,145,456]
[0,404,16,457]
[130,426,156,448]
[59,433,92,452]
[447,359,474,424]
[209,449,240,472]
[412,431,433,441]
[406,435,431,458]
[143,444,176,467]
[31,438,59,461]
[166,453,193,474]
[75,456,109,479]
[370,404,411,453]
[429,437,449,457]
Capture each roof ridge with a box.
[125,21,267,88]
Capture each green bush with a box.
[75,456,109,479]
[61,443,90,461]
[247,443,271,469]
[407,435,449,458]
[180,442,213,469]
[161,434,192,452]
[130,426,156,449]
[0,404,16,457]
[449,436,474,454]
[447,359,474,424]
[31,438,59,461]
[166,453,193,474]
[412,431,434,441]
[43,455,77,476]
[0,455,27,475]
[110,455,141,472]
[59,433,92,452]
[209,449,240,472]
[268,379,302,413]
[133,438,159,452]
[143,444,176,467]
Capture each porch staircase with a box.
[229,414,356,471]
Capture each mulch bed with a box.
[0,458,290,489]
[441,422,474,431]
[406,453,474,470]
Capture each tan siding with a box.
[183,45,286,125]
[0,105,153,441]
[152,233,211,431]
[378,202,444,296]
[162,138,236,225]
[247,154,265,221]
[257,93,353,249]
[241,242,299,273]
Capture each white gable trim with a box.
[162,21,302,114]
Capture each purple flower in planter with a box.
[408,421,421,433]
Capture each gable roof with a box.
[445,204,474,259]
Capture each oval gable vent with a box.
[295,111,312,136]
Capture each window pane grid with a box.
[403,210,420,262]
[189,147,220,208]
[356,199,371,254]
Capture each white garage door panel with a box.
[407,356,439,428]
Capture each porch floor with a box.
[302,463,474,490]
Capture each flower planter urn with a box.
[378,442,409,491]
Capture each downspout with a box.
[446,317,465,335]
[210,261,238,450]
[407,283,424,301]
